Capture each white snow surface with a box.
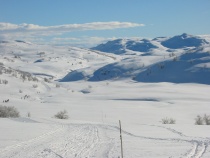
[0,39,210,158]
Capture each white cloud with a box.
[0,22,144,35]
[0,21,145,47]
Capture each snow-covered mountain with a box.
[1,34,209,84]
[161,33,209,49]
[91,38,159,54]
[92,33,209,54]
[61,33,210,84]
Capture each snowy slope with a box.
[0,41,117,81]
[135,46,210,84]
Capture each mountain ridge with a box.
[1,33,210,84]
[62,33,210,84]
[92,33,209,54]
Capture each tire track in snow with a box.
[0,124,115,158]
[149,125,209,158]
[1,122,209,158]
[97,123,210,158]
[149,124,186,137]
[0,125,65,158]
[74,126,99,157]
[193,142,207,158]
[186,141,208,158]
[36,125,87,158]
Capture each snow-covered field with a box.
[0,35,210,157]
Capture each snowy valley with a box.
[0,33,210,158]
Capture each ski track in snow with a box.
[0,122,210,158]
[0,124,116,158]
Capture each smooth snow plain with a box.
[0,39,210,158]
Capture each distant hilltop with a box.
[60,34,210,84]
[92,33,209,54]
[1,33,210,84]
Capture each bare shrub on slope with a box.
[54,110,69,119]
[161,117,176,124]
[195,115,204,125]
[0,105,20,118]
[203,114,210,125]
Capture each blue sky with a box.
[0,0,210,47]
